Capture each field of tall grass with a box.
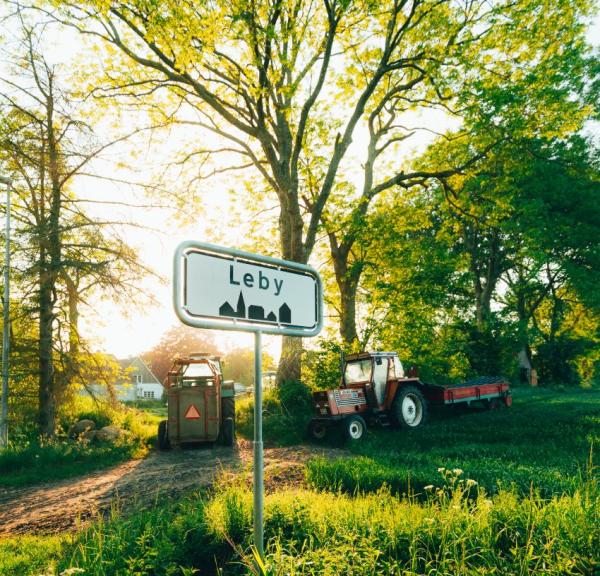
[306,388,600,498]
[1,387,597,575]
[2,467,597,575]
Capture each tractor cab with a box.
[342,352,405,409]
[165,354,222,389]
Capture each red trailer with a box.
[309,352,511,441]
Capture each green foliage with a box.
[303,339,345,391]
[222,347,276,388]
[9,472,597,575]
[236,380,313,446]
[0,398,157,488]
[536,337,596,386]
[0,534,69,576]
[306,388,599,498]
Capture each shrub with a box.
[236,380,313,446]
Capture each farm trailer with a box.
[309,351,511,441]
[158,354,236,449]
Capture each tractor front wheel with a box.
[392,386,428,428]
[344,415,367,442]
[157,420,170,450]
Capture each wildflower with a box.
[437,467,445,473]
[424,485,434,491]
[452,468,463,476]
[466,479,478,487]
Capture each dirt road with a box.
[0,441,343,535]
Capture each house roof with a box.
[118,356,161,385]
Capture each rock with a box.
[82,429,97,442]
[96,425,121,443]
[68,419,96,438]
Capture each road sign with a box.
[173,240,323,562]
[173,241,323,337]
[184,404,201,419]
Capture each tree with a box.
[0,17,149,435]
[142,325,219,384]
[41,0,596,382]
[364,132,600,381]
[223,347,276,387]
[322,0,598,346]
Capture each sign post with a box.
[173,241,323,559]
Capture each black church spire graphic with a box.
[219,292,246,318]
[219,291,291,324]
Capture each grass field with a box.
[306,387,600,498]
[1,386,598,575]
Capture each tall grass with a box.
[236,380,314,446]
[18,468,593,575]
[0,397,159,487]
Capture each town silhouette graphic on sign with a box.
[219,292,292,324]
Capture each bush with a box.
[236,380,313,446]
[535,336,593,386]
[0,398,158,488]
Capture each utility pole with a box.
[0,175,11,448]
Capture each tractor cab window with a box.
[179,362,215,387]
[344,359,372,384]
[183,363,214,378]
[393,356,404,378]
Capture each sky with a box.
[3,6,600,362]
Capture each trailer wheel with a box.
[308,420,327,441]
[221,417,235,447]
[344,415,367,441]
[486,398,503,411]
[221,396,235,420]
[157,420,170,450]
[392,386,428,428]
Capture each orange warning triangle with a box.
[184,404,201,419]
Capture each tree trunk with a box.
[38,89,62,436]
[339,284,358,346]
[276,198,306,384]
[38,265,55,436]
[277,336,303,384]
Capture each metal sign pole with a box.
[253,330,264,559]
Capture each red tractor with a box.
[309,351,511,441]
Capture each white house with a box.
[117,357,163,401]
[80,356,164,402]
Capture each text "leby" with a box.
[230,265,283,296]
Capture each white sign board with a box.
[174,241,323,337]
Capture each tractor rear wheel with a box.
[221,417,235,447]
[344,415,367,442]
[392,386,428,428]
[308,420,327,441]
[157,420,170,450]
